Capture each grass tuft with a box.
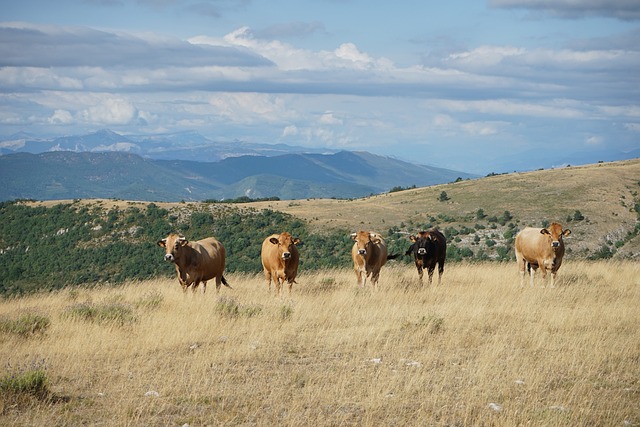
[0,360,49,407]
[0,313,50,337]
[62,301,137,326]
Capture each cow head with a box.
[409,231,434,257]
[157,233,188,263]
[540,222,571,250]
[351,231,380,256]
[269,232,301,260]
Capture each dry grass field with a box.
[1,261,638,426]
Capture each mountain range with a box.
[0,142,476,201]
[0,129,334,162]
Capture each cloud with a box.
[489,0,640,20]
[0,22,272,68]
[48,110,74,124]
[78,98,138,125]
[255,21,326,39]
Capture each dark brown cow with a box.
[157,233,231,293]
[261,232,301,296]
[407,229,447,285]
[515,222,571,287]
[351,230,390,289]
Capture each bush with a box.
[0,361,49,403]
[63,302,137,326]
[215,297,262,318]
[0,313,50,337]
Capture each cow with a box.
[260,232,301,296]
[351,230,394,289]
[406,229,447,285]
[515,222,571,287]
[157,233,231,293]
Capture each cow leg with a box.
[355,269,365,287]
[529,264,537,287]
[539,267,547,288]
[202,280,207,294]
[371,270,380,290]
[263,270,272,294]
[427,268,434,286]
[437,263,444,285]
[416,265,424,283]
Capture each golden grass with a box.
[1,261,639,426]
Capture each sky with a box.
[1,0,639,174]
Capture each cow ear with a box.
[269,237,279,245]
[178,237,188,246]
[540,229,551,235]
[409,235,417,243]
[293,238,301,245]
[562,229,571,237]
[350,232,357,240]
[157,239,167,248]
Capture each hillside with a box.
[25,158,640,266]
[244,159,640,258]
[0,150,475,201]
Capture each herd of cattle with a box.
[157,222,571,295]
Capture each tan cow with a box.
[351,230,390,288]
[157,233,231,293]
[515,222,571,287]
[261,232,301,296]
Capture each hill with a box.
[0,150,475,201]
[243,158,640,258]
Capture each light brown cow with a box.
[157,233,231,293]
[261,232,301,296]
[515,222,571,287]
[351,230,389,288]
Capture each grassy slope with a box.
[1,262,638,426]
[245,159,640,257]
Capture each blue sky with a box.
[1,0,639,174]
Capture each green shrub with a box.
[279,304,294,321]
[215,297,262,319]
[63,302,137,326]
[0,361,49,402]
[0,313,50,337]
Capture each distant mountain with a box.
[0,129,336,162]
[0,151,476,202]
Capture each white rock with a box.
[144,390,160,397]
[488,403,502,412]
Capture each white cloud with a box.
[48,109,74,124]
[319,112,343,125]
[282,125,298,137]
[585,135,604,146]
[78,98,137,125]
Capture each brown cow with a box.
[351,230,390,289]
[261,232,301,296]
[407,229,447,285]
[157,233,231,293]
[515,222,571,287]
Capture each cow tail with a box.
[221,275,232,289]
[387,253,401,260]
